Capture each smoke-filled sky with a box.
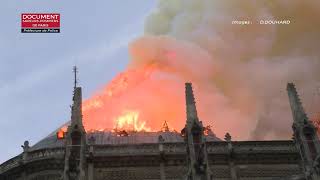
[140,0,320,140]
[83,0,320,141]
[1,0,320,164]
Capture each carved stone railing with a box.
[94,144,160,156]
[163,143,186,154]
[0,140,299,175]
[0,148,65,174]
[92,141,297,157]
[26,148,65,162]
[93,142,187,157]
[206,142,229,154]
[231,141,297,154]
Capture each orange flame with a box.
[57,130,65,139]
[55,54,193,134]
[81,64,179,132]
[114,111,151,132]
[57,126,67,139]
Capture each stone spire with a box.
[184,83,211,180]
[287,83,320,180]
[73,66,78,90]
[185,83,199,123]
[287,83,309,124]
[70,66,84,129]
[71,88,84,129]
[63,66,87,180]
[161,121,170,132]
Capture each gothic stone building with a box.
[1,81,320,180]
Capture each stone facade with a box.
[0,81,319,180]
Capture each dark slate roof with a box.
[30,128,221,151]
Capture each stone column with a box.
[225,133,237,180]
[21,141,30,180]
[87,136,95,180]
[158,135,166,180]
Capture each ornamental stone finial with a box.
[21,140,30,152]
[225,133,232,142]
[158,135,165,143]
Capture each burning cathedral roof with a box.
[29,68,220,152]
[30,128,220,151]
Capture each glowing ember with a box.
[57,128,66,139]
[114,111,151,132]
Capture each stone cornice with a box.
[0,140,299,175]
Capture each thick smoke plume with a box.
[83,0,320,140]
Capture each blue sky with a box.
[0,0,156,163]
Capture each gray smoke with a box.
[136,0,320,140]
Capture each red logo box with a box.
[21,13,60,33]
